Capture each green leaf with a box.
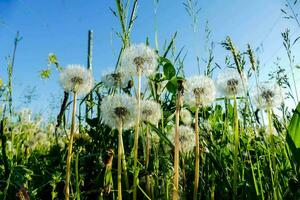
[163,62,176,79]
[288,103,300,148]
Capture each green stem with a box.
[118,121,123,200]
[145,124,151,197]
[267,108,278,200]
[75,151,80,200]
[133,67,142,200]
[65,92,77,200]
[233,96,239,199]
[193,106,200,200]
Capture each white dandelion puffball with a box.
[119,43,158,77]
[101,70,130,88]
[217,69,247,97]
[141,99,162,125]
[180,108,192,125]
[168,125,195,153]
[253,82,283,109]
[59,64,94,95]
[100,94,136,130]
[184,75,216,107]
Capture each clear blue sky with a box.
[0,0,300,116]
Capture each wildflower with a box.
[180,108,192,125]
[119,44,158,77]
[100,94,136,130]
[253,82,283,109]
[141,99,162,125]
[184,75,216,107]
[168,125,195,153]
[217,69,247,97]
[101,70,131,88]
[59,64,94,95]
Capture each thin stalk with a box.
[75,151,80,200]
[145,124,151,197]
[133,67,142,200]
[172,81,183,200]
[118,121,123,200]
[182,156,187,200]
[233,96,239,199]
[120,133,129,190]
[193,106,200,200]
[267,108,278,200]
[65,92,77,200]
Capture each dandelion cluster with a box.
[168,125,195,153]
[184,75,216,107]
[253,82,283,109]
[217,69,247,97]
[119,44,158,77]
[100,94,136,130]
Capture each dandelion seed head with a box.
[168,125,195,153]
[119,43,158,77]
[101,70,130,88]
[217,69,247,97]
[100,94,136,130]
[59,65,94,95]
[184,75,216,107]
[253,82,283,109]
[141,100,162,125]
[180,108,192,125]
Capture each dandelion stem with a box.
[233,95,239,199]
[145,124,151,197]
[267,108,278,200]
[193,106,200,200]
[133,67,142,200]
[117,121,123,200]
[173,80,183,200]
[65,91,77,200]
[120,133,129,190]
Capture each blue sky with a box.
[0,0,300,116]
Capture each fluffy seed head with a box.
[168,125,195,153]
[59,65,93,95]
[184,75,216,107]
[119,43,158,77]
[100,94,136,130]
[217,69,247,97]
[253,82,283,109]
[141,99,162,125]
[180,108,193,125]
[101,70,131,88]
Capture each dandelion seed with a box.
[168,125,195,153]
[217,69,247,97]
[100,94,136,130]
[59,64,94,95]
[101,70,131,88]
[180,108,192,125]
[119,44,158,77]
[253,82,283,109]
[141,100,162,125]
[184,75,216,107]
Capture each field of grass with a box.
[1,1,300,200]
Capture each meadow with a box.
[1,1,300,200]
